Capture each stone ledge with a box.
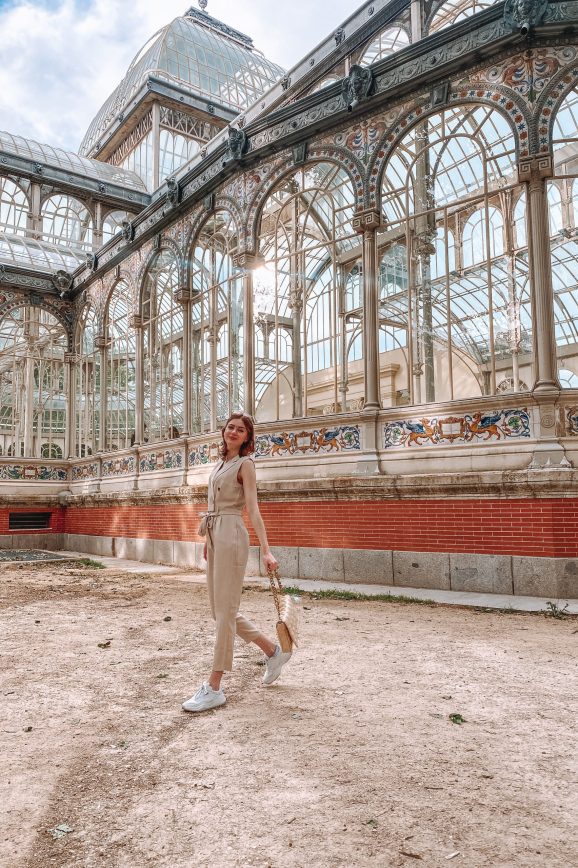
[53,536,578,599]
[56,467,578,506]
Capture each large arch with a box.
[375,99,529,406]
[0,303,69,459]
[246,149,365,254]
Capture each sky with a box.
[0,0,357,154]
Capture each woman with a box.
[183,412,292,713]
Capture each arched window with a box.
[41,442,63,458]
[381,103,527,404]
[0,178,28,236]
[256,163,357,420]
[550,86,578,385]
[559,368,578,388]
[428,0,498,35]
[359,26,410,65]
[0,306,67,458]
[75,303,100,457]
[105,280,136,450]
[192,212,242,432]
[42,194,93,251]
[102,210,132,244]
[462,206,504,267]
[142,251,183,442]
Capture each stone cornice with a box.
[0,266,60,294]
[57,468,578,507]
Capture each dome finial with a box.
[199,0,208,10]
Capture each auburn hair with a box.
[220,412,255,459]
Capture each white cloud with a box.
[0,0,355,154]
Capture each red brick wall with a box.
[58,498,578,558]
[0,507,65,534]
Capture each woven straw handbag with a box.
[268,567,299,652]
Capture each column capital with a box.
[94,334,108,350]
[129,314,143,330]
[518,154,553,184]
[174,287,193,305]
[233,251,260,269]
[352,209,381,234]
[63,352,77,364]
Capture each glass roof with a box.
[80,9,284,157]
[0,131,147,193]
[0,231,85,272]
[429,0,498,34]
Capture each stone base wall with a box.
[60,534,577,599]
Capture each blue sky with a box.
[0,0,356,153]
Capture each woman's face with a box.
[224,419,248,450]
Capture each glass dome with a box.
[80,7,284,157]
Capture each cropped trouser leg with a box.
[206,516,261,672]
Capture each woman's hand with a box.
[263,551,278,573]
[203,543,207,561]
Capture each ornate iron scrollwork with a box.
[342,64,373,112]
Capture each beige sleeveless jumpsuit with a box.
[205,455,261,671]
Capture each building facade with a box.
[1,0,578,598]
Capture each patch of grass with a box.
[77,558,105,569]
[282,586,432,605]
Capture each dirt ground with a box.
[1,560,577,868]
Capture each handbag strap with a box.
[267,567,285,619]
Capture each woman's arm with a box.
[239,459,278,571]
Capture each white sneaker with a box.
[182,682,226,713]
[262,645,292,686]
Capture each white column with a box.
[234,252,258,417]
[175,288,191,435]
[64,351,76,459]
[353,209,381,410]
[519,156,560,393]
[130,315,144,444]
[94,334,107,452]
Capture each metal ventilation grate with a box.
[9,512,52,530]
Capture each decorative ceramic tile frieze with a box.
[71,462,100,481]
[255,425,361,458]
[189,441,221,466]
[384,409,531,449]
[0,463,68,481]
[139,449,183,473]
[101,455,136,477]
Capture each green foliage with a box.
[544,600,569,619]
[78,558,105,569]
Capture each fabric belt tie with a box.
[199,510,243,537]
